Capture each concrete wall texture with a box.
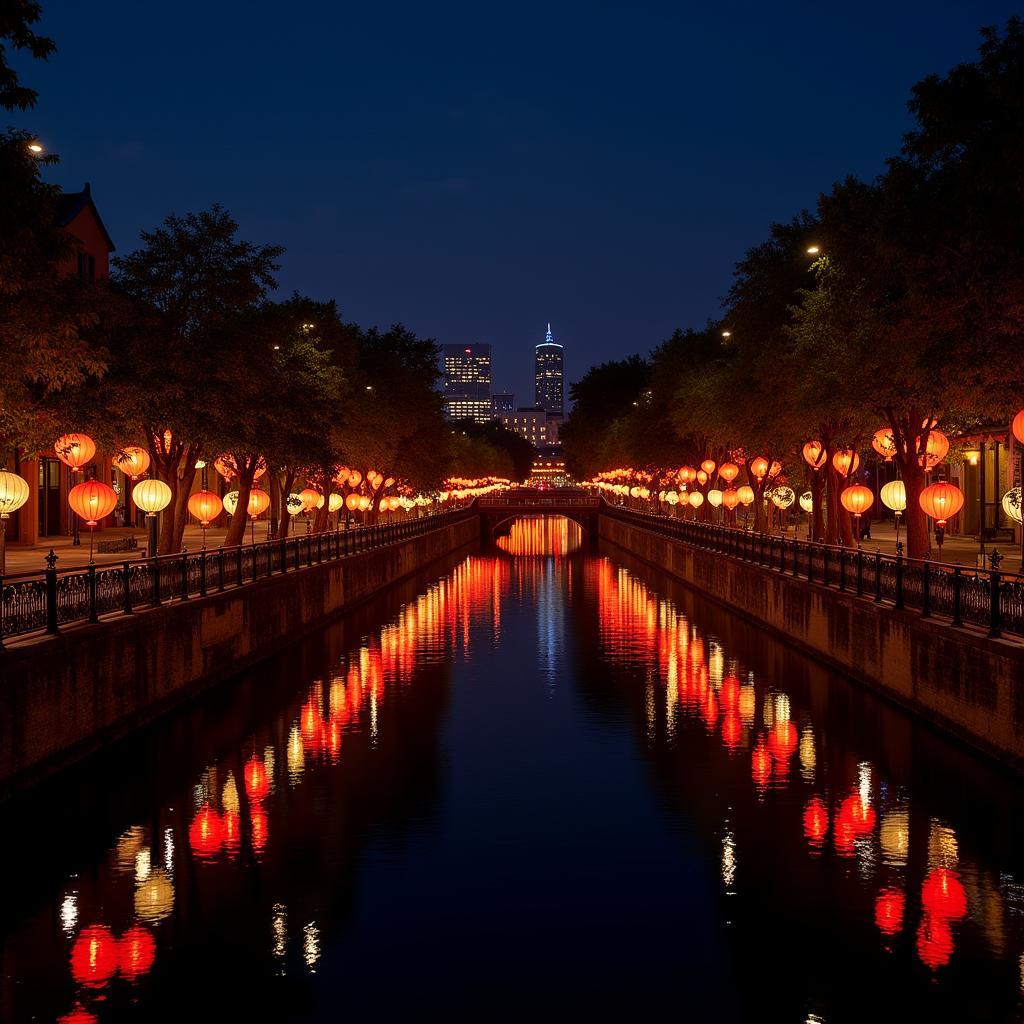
[600,515,1024,769]
[0,517,479,795]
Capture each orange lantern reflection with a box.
[874,887,905,936]
[244,755,270,802]
[70,925,119,988]
[189,805,225,860]
[803,796,828,849]
[917,913,954,970]
[118,925,156,981]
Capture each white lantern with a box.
[0,471,30,518]
[286,493,305,516]
[799,491,813,514]
[707,489,724,508]
[1002,487,1022,525]
[132,478,172,515]
[771,486,795,509]
[688,491,704,508]
[880,479,907,514]
[223,490,241,516]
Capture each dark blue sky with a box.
[24,1,1020,402]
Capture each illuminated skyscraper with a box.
[442,343,492,423]
[534,324,564,417]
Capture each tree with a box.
[451,418,535,482]
[0,1,55,111]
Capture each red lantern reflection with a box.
[59,1008,98,1024]
[223,810,241,856]
[250,807,269,855]
[917,913,954,970]
[244,755,270,802]
[70,925,118,988]
[802,796,828,849]
[721,713,742,750]
[767,720,797,766]
[118,924,156,980]
[720,675,740,713]
[189,805,225,860]
[874,887,905,936]
[751,738,771,789]
[921,867,967,921]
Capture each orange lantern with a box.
[247,489,271,519]
[768,460,782,478]
[68,480,117,527]
[719,462,739,484]
[679,466,697,484]
[70,925,119,988]
[348,470,363,488]
[871,427,897,461]
[114,445,150,480]
[334,465,351,486]
[187,490,223,527]
[358,495,371,512]
[1013,409,1024,446]
[345,493,360,512]
[213,454,236,481]
[298,487,320,512]
[118,925,156,981]
[722,488,740,510]
[840,484,874,517]
[802,440,827,471]
[696,470,708,485]
[918,429,949,469]
[749,456,769,481]
[832,449,859,478]
[54,433,96,472]
[919,481,963,527]
[700,458,716,476]
[737,484,755,506]
[921,867,968,921]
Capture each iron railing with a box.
[602,502,1024,640]
[0,509,473,644]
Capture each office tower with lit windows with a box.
[491,391,516,416]
[442,343,492,423]
[534,323,564,417]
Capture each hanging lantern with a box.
[768,460,782,478]
[832,449,859,478]
[358,495,371,512]
[345,493,360,512]
[700,458,716,476]
[696,469,708,485]
[0,471,30,518]
[54,433,96,472]
[880,480,907,514]
[802,440,827,471]
[799,491,813,513]
[223,490,240,516]
[749,456,769,481]
[666,491,679,505]
[348,470,363,488]
[69,480,117,526]
[388,496,401,511]
[871,427,897,461]
[707,489,724,508]
[114,445,150,480]
[771,486,795,509]
[688,491,704,508]
[334,466,351,486]
[298,487,320,512]
[722,488,740,510]
[328,493,344,513]
[719,462,740,484]
[840,484,874,518]
[737,485,755,506]
[1012,409,1024,446]
[919,482,964,526]
[918,429,949,469]
[679,466,697,484]
[131,479,172,516]
[1001,486,1022,525]
[187,490,223,526]
[247,489,271,519]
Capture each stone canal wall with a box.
[0,517,479,795]
[600,514,1024,768]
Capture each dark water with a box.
[4,516,1024,1022]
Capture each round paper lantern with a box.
[298,487,320,512]
[247,489,271,519]
[832,449,859,478]
[918,429,949,469]
[799,491,813,513]
[841,484,874,517]
[871,427,897,461]
[722,488,740,510]
[285,493,304,516]
[69,480,117,526]
[114,445,150,480]
[665,490,678,505]
[187,489,223,526]
[688,491,704,508]
[132,478,172,516]
[696,470,708,484]
[213,454,236,481]
[388,496,401,511]
[315,493,326,510]
[707,489,723,508]
[921,867,968,921]
[880,479,907,513]
[1012,409,1024,446]
[358,495,371,512]
[223,490,240,516]
[0,471,30,518]
[737,485,755,506]
[189,805,224,860]
[348,470,363,488]
[328,493,344,513]
[54,433,96,472]
[802,440,827,471]
[58,1005,98,1024]
[70,924,119,988]
[700,458,716,476]
[749,456,769,481]
[719,462,739,484]
[1001,486,1022,525]
[345,493,360,512]
[919,481,963,526]
[771,486,795,509]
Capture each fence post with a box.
[921,562,930,617]
[152,554,162,607]
[951,566,962,626]
[180,552,190,601]
[856,549,864,597]
[838,550,846,592]
[894,546,904,609]
[236,545,243,586]
[218,549,226,592]
[874,551,882,603]
[45,549,59,634]
[199,550,207,597]
[87,563,99,623]
[989,550,1003,638]
[122,560,133,614]
[822,547,829,587]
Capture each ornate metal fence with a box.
[0,510,473,644]
[602,502,1024,640]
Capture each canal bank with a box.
[599,512,1024,769]
[0,514,479,796]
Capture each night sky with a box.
[23,1,1021,403]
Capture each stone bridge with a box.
[474,490,601,546]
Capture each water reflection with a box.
[0,547,1023,1021]
[495,515,581,555]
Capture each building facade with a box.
[491,391,515,415]
[534,324,564,418]
[499,407,551,449]
[442,344,492,423]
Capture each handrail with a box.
[0,508,474,644]
[601,500,1024,641]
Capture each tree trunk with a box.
[279,467,297,538]
[171,442,201,552]
[900,460,930,560]
[810,471,825,541]
[224,460,258,548]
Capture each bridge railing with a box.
[476,495,601,508]
[601,500,1024,640]
[0,508,474,645]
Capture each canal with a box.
[4,516,1024,1022]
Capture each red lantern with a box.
[831,449,859,478]
[720,713,742,750]
[749,456,769,481]
[871,427,897,461]
[678,465,697,484]
[223,810,242,856]
[802,440,827,471]
[840,484,874,518]
[1012,409,1024,446]
[118,925,156,980]
[68,480,117,527]
[719,462,739,484]
[54,433,96,472]
[918,429,949,469]
[70,925,119,988]
[919,482,964,527]
[58,1007,98,1024]
[751,738,772,789]
[244,755,270,802]
[875,887,905,936]
[187,489,223,527]
[250,807,269,855]
[767,720,797,762]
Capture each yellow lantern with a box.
[737,485,755,506]
[0,471,30,519]
[132,478,172,516]
[880,480,907,514]
[114,445,151,481]
[1001,487,1022,525]
[223,490,240,516]
[799,491,813,513]
[688,491,704,509]
[707,489,723,508]
[328,493,344,513]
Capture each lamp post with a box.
[132,479,173,558]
